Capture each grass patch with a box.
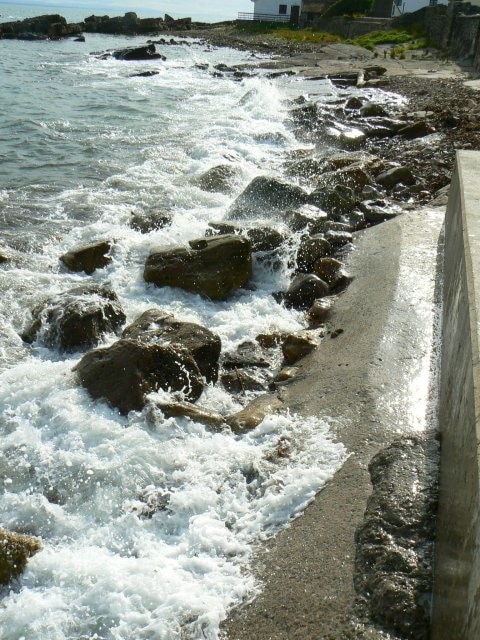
[347,29,415,50]
[234,21,343,44]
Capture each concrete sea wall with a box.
[432,150,480,640]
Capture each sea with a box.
[0,4,349,639]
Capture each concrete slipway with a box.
[224,180,447,636]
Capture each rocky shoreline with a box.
[0,18,477,639]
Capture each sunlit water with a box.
[0,5,349,639]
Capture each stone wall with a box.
[431,151,480,640]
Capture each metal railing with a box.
[237,12,290,22]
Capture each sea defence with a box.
[432,150,480,640]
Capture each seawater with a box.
[0,5,347,638]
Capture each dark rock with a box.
[307,298,332,326]
[317,166,372,193]
[398,121,435,139]
[221,370,266,394]
[144,234,252,301]
[74,35,85,42]
[309,184,356,217]
[344,96,364,110]
[157,401,225,429]
[325,229,353,248]
[193,165,238,194]
[226,394,283,434]
[359,200,399,225]
[296,235,332,273]
[0,530,42,585]
[227,176,309,219]
[60,240,112,275]
[75,339,204,414]
[130,210,172,233]
[312,257,347,287]
[354,436,439,639]
[130,70,159,78]
[376,166,415,189]
[284,274,329,310]
[111,44,164,61]
[0,14,82,40]
[0,249,9,264]
[122,309,221,384]
[282,332,318,364]
[246,227,284,252]
[360,102,389,118]
[206,222,239,236]
[22,284,126,352]
[222,340,270,369]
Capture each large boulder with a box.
[193,165,239,194]
[296,235,331,273]
[144,235,252,301]
[112,44,163,60]
[60,240,112,275]
[0,530,42,585]
[130,210,172,233]
[376,166,415,189]
[22,284,125,352]
[227,176,309,219]
[284,274,329,310]
[309,184,356,218]
[75,339,204,414]
[122,309,221,383]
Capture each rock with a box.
[130,210,172,233]
[74,35,85,42]
[0,529,42,585]
[226,394,283,434]
[282,332,318,364]
[344,96,364,110]
[325,229,353,248]
[255,333,284,348]
[359,200,399,225]
[376,167,415,189]
[284,157,325,180]
[296,235,332,273]
[193,165,238,194]
[222,341,270,369]
[246,227,284,252]
[144,235,252,301]
[397,121,435,139]
[317,166,372,193]
[60,240,112,275]
[111,44,163,61]
[206,222,239,236]
[0,14,82,39]
[284,274,329,310]
[325,152,384,175]
[75,339,204,414]
[360,102,389,118]
[122,309,221,384]
[157,401,225,430]
[339,129,367,150]
[274,366,299,382]
[307,298,332,326]
[130,70,159,78]
[354,436,438,639]
[0,249,9,264]
[227,176,309,219]
[312,257,347,287]
[221,370,266,394]
[22,284,126,351]
[309,184,356,218]
[281,207,327,233]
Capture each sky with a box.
[5,0,255,22]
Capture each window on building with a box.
[279,4,287,14]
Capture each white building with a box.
[391,0,447,16]
[250,0,302,22]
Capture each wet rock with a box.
[111,44,164,61]
[284,274,329,310]
[359,102,389,118]
[376,166,415,189]
[325,152,384,176]
[246,227,284,253]
[0,529,42,585]
[281,207,327,233]
[221,370,266,394]
[130,210,172,233]
[344,96,364,110]
[317,166,372,194]
[75,339,204,414]
[227,176,309,219]
[307,298,332,326]
[60,240,112,275]
[255,332,284,348]
[309,184,356,218]
[274,366,299,382]
[144,234,252,301]
[130,70,159,78]
[359,199,399,225]
[222,340,270,369]
[284,157,325,180]
[22,284,126,352]
[282,332,318,364]
[193,164,239,194]
[206,221,239,236]
[312,257,349,289]
[325,229,353,248]
[0,14,82,39]
[398,121,435,139]
[122,309,221,383]
[226,394,283,434]
[157,401,225,430]
[354,436,438,640]
[296,235,331,273]
[339,129,367,150]
[0,249,10,264]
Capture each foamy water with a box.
[0,11,347,639]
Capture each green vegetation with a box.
[347,29,435,51]
[234,21,342,44]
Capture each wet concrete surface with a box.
[223,205,444,639]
